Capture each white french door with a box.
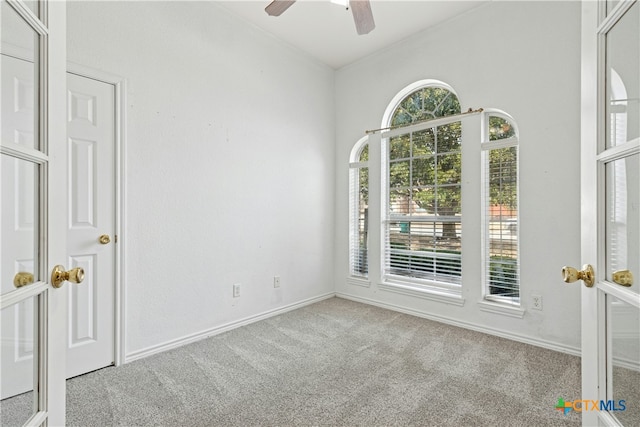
[579,0,639,426]
[1,0,68,425]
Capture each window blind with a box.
[383,119,462,289]
[349,145,369,278]
[482,130,519,303]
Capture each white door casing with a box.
[580,1,640,426]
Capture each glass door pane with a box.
[606,153,639,295]
[605,1,639,149]
[0,152,41,426]
[22,1,40,18]
[1,155,40,296]
[607,0,621,16]
[597,3,640,425]
[1,3,47,425]
[0,296,39,425]
[1,0,40,151]
[609,295,640,426]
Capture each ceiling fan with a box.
[265,0,375,35]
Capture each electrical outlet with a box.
[531,294,542,310]
[273,276,281,288]
[233,283,241,298]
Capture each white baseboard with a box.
[125,290,580,364]
[336,292,581,357]
[125,292,336,363]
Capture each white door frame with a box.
[66,62,127,367]
[581,0,640,425]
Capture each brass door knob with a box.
[612,270,633,287]
[99,234,111,244]
[51,265,85,288]
[562,264,595,287]
[14,272,35,288]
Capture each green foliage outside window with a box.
[377,84,520,299]
[391,87,461,126]
[389,88,463,225]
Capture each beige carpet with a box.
[2,297,585,426]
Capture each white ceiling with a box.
[216,1,489,69]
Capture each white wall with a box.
[67,0,584,360]
[67,1,336,358]
[334,1,584,352]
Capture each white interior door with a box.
[1,0,68,425]
[2,69,116,396]
[66,72,115,379]
[580,0,639,426]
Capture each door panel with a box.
[66,73,116,378]
[1,0,68,424]
[581,1,640,426]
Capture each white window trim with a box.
[480,110,521,308]
[380,79,459,130]
[367,83,523,313]
[346,277,371,288]
[381,113,466,295]
[349,136,370,164]
[478,299,525,318]
[378,281,465,306]
[481,110,519,143]
[348,136,369,279]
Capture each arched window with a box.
[347,79,521,307]
[390,86,461,126]
[382,82,463,290]
[349,137,369,278]
[482,111,520,304]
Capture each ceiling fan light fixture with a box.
[265,0,296,17]
[265,0,375,35]
[349,0,375,35]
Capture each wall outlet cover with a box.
[531,294,542,310]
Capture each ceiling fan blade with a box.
[349,0,375,35]
[265,0,296,17]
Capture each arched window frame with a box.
[481,110,520,305]
[381,80,460,128]
[348,79,521,308]
[349,137,369,280]
[381,81,464,293]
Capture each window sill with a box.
[346,277,371,288]
[378,281,465,306]
[478,300,525,318]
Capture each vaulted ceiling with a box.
[217,1,489,69]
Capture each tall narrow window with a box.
[349,139,369,278]
[383,85,463,291]
[482,112,519,304]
